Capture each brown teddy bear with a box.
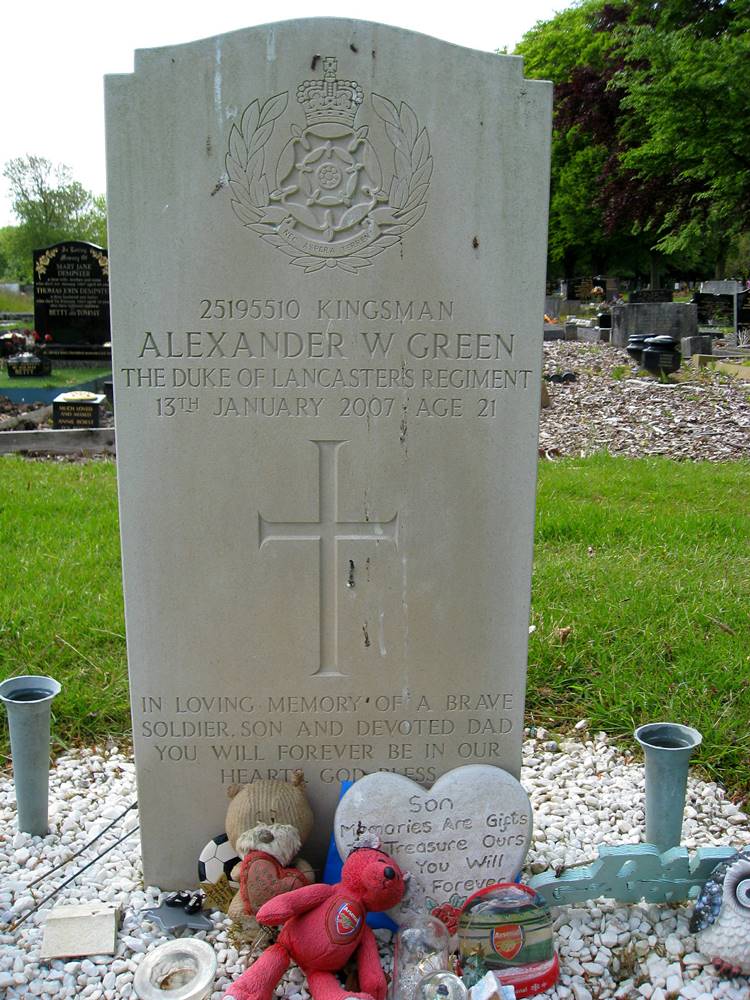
[225,770,316,932]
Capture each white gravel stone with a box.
[582,962,605,975]
[665,974,682,995]
[1,741,749,1000]
[664,933,684,958]
[683,952,708,966]
[572,985,593,1000]
[613,981,635,999]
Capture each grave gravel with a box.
[2,734,749,999]
[540,342,750,462]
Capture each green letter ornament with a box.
[529,844,737,906]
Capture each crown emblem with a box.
[296,56,363,128]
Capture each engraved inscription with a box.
[118,318,533,424]
[226,57,432,273]
[135,688,517,790]
[258,440,398,677]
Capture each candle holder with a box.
[133,938,217,1000]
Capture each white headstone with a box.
[105,19,552,887]
[334,765,533,921]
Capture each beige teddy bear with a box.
[225,770,315,932]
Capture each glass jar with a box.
[391,916,451,1000]
[415,972,469,1000]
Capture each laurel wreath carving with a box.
[226,92,432,273]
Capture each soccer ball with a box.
[198,833,240,884]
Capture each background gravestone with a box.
[105,19,552,887]
[52,391,106,428]
[693,289,749,332]
[33,241,111,356]
[630,289,673,304]
[611,302,698,347]
[6,352,51,377]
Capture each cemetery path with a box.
[540,343,750,462]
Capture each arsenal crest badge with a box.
[325,897,364,943]
[335,900,362,936]
[226,56,432,273]
[491,923,525,961]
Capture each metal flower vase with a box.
[0,675,61,836]
[634,722,702,852]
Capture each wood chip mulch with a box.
[540,342,750,462]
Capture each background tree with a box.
[0,227,15,282]
[516,0,750,285]
[616,0,750,277]
[2,156,107,282]
[516,0,630,285]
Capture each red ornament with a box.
[431,903,462,935]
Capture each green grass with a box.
[527,455,750,795]
[0,288,33,314]
[0,366,111,390]
[1,454,749,798]
[0,460,127,755]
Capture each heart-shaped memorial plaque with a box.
[334,765,532,923]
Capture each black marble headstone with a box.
[33,242,110,345]
[6,351,52,377]
[693,290,750,331]
[52,392,106,428]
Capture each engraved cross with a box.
[259,440,399,677]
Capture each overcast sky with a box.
[1,0,569,227]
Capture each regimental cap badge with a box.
[227,55,432,273]
[296,57,364,128]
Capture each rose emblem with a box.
[272,124,385,243]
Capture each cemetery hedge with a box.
[0,454,748,799]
